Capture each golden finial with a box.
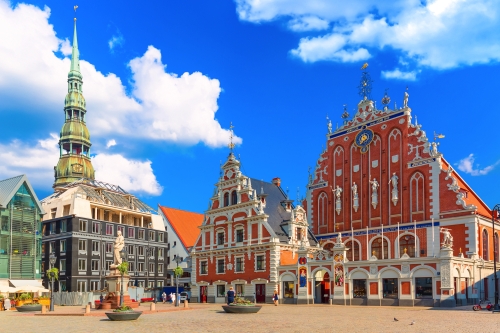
[404,248,407,254]
[361,63,368,70]
[459,247,462,253]
[228,122,235,152]
[372,250,376,256]
[74,5,78,21]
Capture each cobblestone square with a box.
[1,303,499,333]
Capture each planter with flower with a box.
[38,295,50,306]
[222,296,262,314]
[105,262,142,321]
[16,293,33,307]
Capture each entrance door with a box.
[322,273,330,303]
[465,278,469,303]
[200,286,207,303]
[255,284,266,303]
[484,278,489,301]
[453,278,458,302]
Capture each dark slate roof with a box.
[250,178,317,245]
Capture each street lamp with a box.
[174,256,182,307]
[119,248,127,307]
[492,205,500,312]
[49,252,56,312]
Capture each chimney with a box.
[272,177,281,187]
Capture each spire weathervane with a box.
[228,122,235,153]
[358,63,373,99]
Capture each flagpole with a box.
[381,223,384,259]
[432,218,435,257]
[351,225,354,261]
[397,222,400,258]
[414,220,417,257]
[366,226,369,260]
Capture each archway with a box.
[313,270,331,304]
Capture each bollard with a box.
[85,304,90,314]
[41,305,47,314]
[88,301,93,309]
[184,300,188,308]
[150,302,156,311]
[329,299,332,305]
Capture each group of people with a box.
[226,287,279,306]
[161,292,176,304]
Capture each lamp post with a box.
[492,205,500,312]
[174,256,182,307]
[119,248,126,307]
[49,252,56,312]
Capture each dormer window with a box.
[296,228,302,241]
[231,190,237,205]
[224,193,229,207]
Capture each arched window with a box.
[318,192,328,227]
[495,233,499,262]
[223,192,229,207]
[483,229,489,261]
[231,190,237,205]
[371,237,389,259]
[323,242,334,255]
[345,240,360,261]
[399,234,416,258]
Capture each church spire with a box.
[69,17,81,78]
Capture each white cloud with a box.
[0,0,240,148]
[381,68,419,81]
[236,0,500,70]
[0,134,162,196]
[106,139,117,148]
[108,33,124,51]
[456,154,500,176]
[92,154,163,196]
[288,16,329,32]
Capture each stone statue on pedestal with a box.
[440,228,453,248]
[113,230,125,266]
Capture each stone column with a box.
[439,247,456,307]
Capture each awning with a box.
[0,286,17,293]
[8,280,44,288]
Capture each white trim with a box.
[369,235,391,259]
[254,252,266,272]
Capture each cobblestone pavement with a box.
[1,303,499,333]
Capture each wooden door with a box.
[255,284,266,303]
[200,286,207,303]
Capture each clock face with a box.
[72,163,83,173]
[354,128,374,153]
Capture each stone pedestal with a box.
[103,273,139,309]
[439,246,456,307]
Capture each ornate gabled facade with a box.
[54,18,95,189]
[299,68,497,307]
[189,152,317,303]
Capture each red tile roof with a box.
[159,205,203,249]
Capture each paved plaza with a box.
[1,303,499,332]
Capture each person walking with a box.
[227,287,235,305]
[162,292,167,304]
[171,292,176,305]
[273,290,279,306]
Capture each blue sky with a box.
[1,0,500,213]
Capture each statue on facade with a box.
[430,141,439,157]
[403,90,409,108]
[440,228,453,248]
[370,178,379,209]
[334,185,342,215]
[388,172,399,206]
[327,118,333,134]
[352,182,359,212]
[113,230,125,265]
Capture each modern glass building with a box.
[0,175,44,285]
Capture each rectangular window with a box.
[118,226,125,237]
[296,227,302,241]
[353,279,367,298]
[78,240,87,251]
[283,281,294,298]
[138,262,144,272]
[92,240,99,252]
[149,231,155,241]
[60,259,66,272]
[78,259,86,271]
[128,245,135,255]
[149,247,155,258]
[148,281,155,288]
[77,280,86,292]
[60,240,67,252]
[235,284,244,297]
[41,243,45,255]
[415,277,433,299]
[50,208,56,219]
[50,222,56,234]
[236,229,244,243]
[128,228,135,239]
[382,278,398,299]
[106,224,113,236]
[217,232,224,245]
[158,232,164,242]
[235,257,243,272]
[217,259,225,273]
[106,243,113,253]
[149,263,155,273]
[91,259,99,271]
[138,229,145,239]
[138,281,145,288]
[59,281,67,292]
[92,222,100,234]
[158,264,164,274]
[158,248,164,258]
[217,285,225,297]
[106,261,112,271]
[90,281,99,291]
[138,246,144,256]
[60,220,67,233]
[63,205,70,216]
[129,262,134,272]
[256,255,265,270]
[157,280,163,288]
[79,220,87,232]
[200,261,208,274]
[49,241,55,254]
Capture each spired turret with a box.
[53,18,95,188]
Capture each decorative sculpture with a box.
[403,90,409,108]
[334,185,342,215]
[388,172,399,206]
[113,230,124,266]
[369,178,379,209]
[440,228,453,248]
[352,182,359,212]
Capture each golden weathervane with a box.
[228,122,235,152]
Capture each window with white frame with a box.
[138,262,144,272]
[148,281,155,288]
[60,240,67,252]
[78,239,87,251]
[92,222,100,234]
[217,258,225,274]
[59,281,67,291]
[138,246,144,256]
[78,259,86,271]
[129,262,135,272]
[106,261,112,271]
[158,264,164,274]
[118,226,125,237]
[217,285,225,297]
[149,230,155,241]
[91,259,99,271]
[235,256,244,272]
[149,263,155,273]
[128,245,135,255]
[89,281,99,291]
[77,280,87,292]
[149,247,155,258]
[92,240,100,252]
[50,222,56,234]
[106,224,113,235]
[137,281,145,288]
[79,220,87,232]
[255,254,265,271]
[217,231,225,245]
[61,220,67,232]
[200,260,208,275]
[158,232,164,242]
[157,280,163,288]
[236,228,244,243]
[138,229,145,239]
[158,248,164,258]
[128,228,135,238]
[49,241,55,253]
[60,259,66,272]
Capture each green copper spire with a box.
[54,16,94,189]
